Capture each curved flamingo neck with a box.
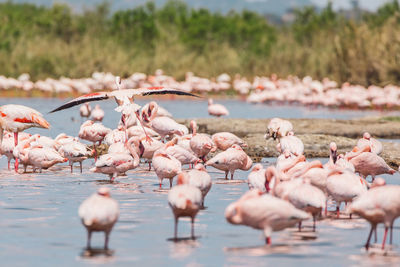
[346,145,370,161]
[191,120,197,136]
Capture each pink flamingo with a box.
[59,140,91,173]
[348,145,395,181]
[212,132,247,151]
[247,164,266,191]
[0,104,50,172]
[278,131,304,156]
[152,141,182,188]
[79,103,91,120]
[91,137,143,181]
[205,144,251,180]
[208,99,229,117]
[90,104,105,122]
[326,169,368,218]
[190,120,215,162]
[266,118,293,140]
[78,187,119,250]
[349,184,400,250]
[185,163,212,207]
[357,132,382,155]
[141,101,185,141]
[78,120,111,161]
[168,172,202,239]
[225,189,309,245]
[165,137,200,167]
[28,145,68,173]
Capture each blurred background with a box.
[0,0,399,86]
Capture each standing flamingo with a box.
[78,187,119,250]
[212,132,247,151]
[190,120,215,162]
[348,185,400,250]
[357,132,383,155]
[208,99,229,117]
[0,104,50,172]
[225,189,309,245]
[91,104,105,122]
[152,141,182,188]
[79,103,91,120]
[168,172,202,240]
[78,120,111,161]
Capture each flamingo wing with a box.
[49,87,199,113]
[49,92,109,113]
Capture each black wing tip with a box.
[49,95,109,114]
[143,90,202,98]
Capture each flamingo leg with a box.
[80,162,83,173]
[191,217,195,239]
[298,221,302,232]
[313,215,316,232]
[266,237,271,245]
[70,163,73,173]
[169,179,173,188]
[374,226,377,243]
[87,230,92,250]
[390,225,393,245]
[336,205,340,218]
[93,143,97,162]
[174,216,178,240]
[14,132,18,172]
[7,159,10,170]
[104,231,110,250]
[224,171,228,180]
[382,227,388,250]
[365,224,375,250]
[324,200,328,216]
[148,162,151,171]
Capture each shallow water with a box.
[0,98,399,139]
[0,156,399,266]
[1,97,400,266]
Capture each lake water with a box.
[0,97,400,266]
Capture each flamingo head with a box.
[97,187,111,198]
[251,163,263,172]
[363,132,371,140]
[208,99,213,105]
[194,163,206,172]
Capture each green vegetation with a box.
[1,0,400,86]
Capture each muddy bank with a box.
[177,118,400,168]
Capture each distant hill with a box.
[2,0,315,15]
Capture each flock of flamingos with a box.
[0,76,399,256]
[1,70,400,110]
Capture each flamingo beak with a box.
[139,141,145,157]
[332,149,337,164]
[272,132,277,140]
[265,180,270,193]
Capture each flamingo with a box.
[59,140,91,173]
[91,104,105,122]
[79,103,91,120]
[168,172,202,240]
[141,101,186,141]
[78,187,119,250]
[348,184,400,250]
[206,144,252,179]
[247,164,267,192]
[152,141,182,188]
[28,145,68,173]
[348,146,395,181]
[326,169,368,218]
[266,118,293,140]
[78,120,111,161]
[165,137,200,167]
[211,132,247,151]
[278,132,304,156]
[189,120,215,162]
[225,189,310,245]
[91,137,143,181]
[357,132,383,155]
[0,104,50,172]
[208,99,229,117]
[50,77,197,141]
[185,163,212,207]
[139,135,164,171]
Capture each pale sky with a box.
[311,0,396,11]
